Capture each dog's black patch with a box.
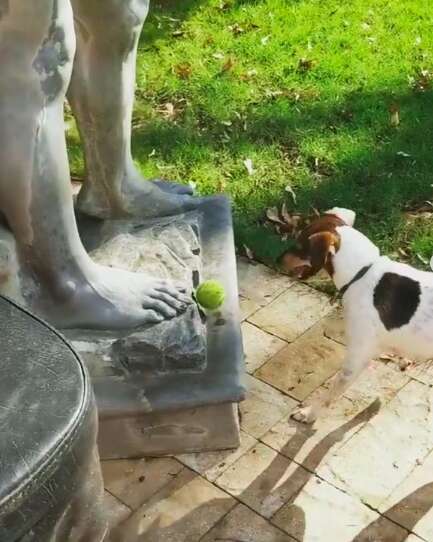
[373,273,421,330]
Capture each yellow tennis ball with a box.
[196,280,225,310]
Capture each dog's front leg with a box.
[291,342,375,424]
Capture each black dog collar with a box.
[330,264,373,305]
[339,264,373,298]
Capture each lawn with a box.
[67,0,433,268]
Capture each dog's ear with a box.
[279,231,339,279]
[325,207,356,227]
[308,231,338,271]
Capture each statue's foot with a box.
[40,263,192,330]
[77,173,199,220]
[152,178,194,196]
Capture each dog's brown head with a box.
[278,207,356,279]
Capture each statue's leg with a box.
[0,0,190,329]
[68,0,196,219]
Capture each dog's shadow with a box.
[108,398,392,541]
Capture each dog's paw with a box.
[290,405,318,424]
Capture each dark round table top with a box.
[0,295,88,508]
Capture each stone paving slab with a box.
[262,361,409,472]
[237,257,293,311]
[102,457,184,509]
[240,374,298,439]
[322,308,345,345]
[379,450,433,541]
[239,296,262,321]
[111,468,235,542]
[242,321,287,373]
[256,323,345,401]
[104,491,131,531]
[214,442,308,519]
[176,430,257,482]
[395,359,433,387]
[249,282,333,342]
[201,503,297,542]
[317,380,433,509]
[272,473,409,542]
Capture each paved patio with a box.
[102,258,433,542]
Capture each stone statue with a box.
[0,0,244,458]
[0,0,198,330]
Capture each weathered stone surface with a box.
[322,308,345,344]
[317,380,433,509]
[176,430,257,482]
[249,282,333,342]
[88,216,207,375]
[272,474,408,542]
[76,199,244,458]
[102,457,184,509]
[91,218,201,286]
[98,402,240,459]
[237,257,293,310]
[262,361,409,472]
[201,503,296,542]
[111,468,235,542]
[379,450,433,541]
[240,374,297,439]
[239,295,261,321]
[103,491,131,531]
[256,323,345,401]
[242,322,287,374]
[215,442,303,518]
[112,305,206,375]
[0,226,24,303]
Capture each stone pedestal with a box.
[0,197,244,458]
[63,196,245,458]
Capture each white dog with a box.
[280,207,433,424]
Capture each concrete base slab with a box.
[98,402,240,459]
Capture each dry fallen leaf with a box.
[219,1,231,11]
[389,103,400,127]
[266,206,284,224]
[280,202,292,223]
[216,178,227,192]
[285,184,297,203]
[410,68,432,92]
[243,158,255,175]
[243,245,254,260]
[159,102,175,119]
[417,253,429,265]
[265,89,284,99]
[173,63,192,79]
[228,23,244,35]
[298,58,314,72]
[222,57,235,72]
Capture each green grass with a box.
[67,0,433,267]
